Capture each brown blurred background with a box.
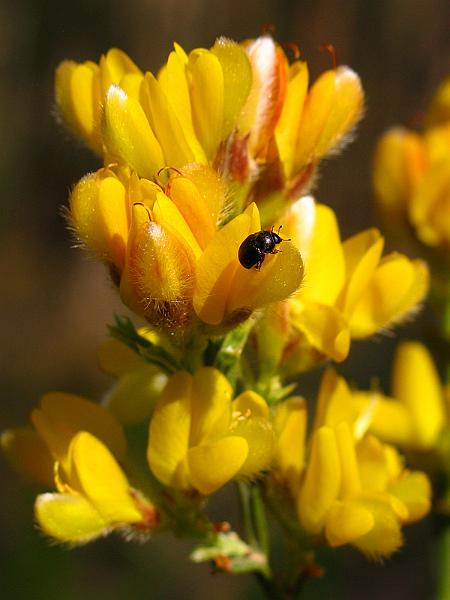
[1,0,449,598]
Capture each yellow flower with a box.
[356,341,447,451]
[55,48,143,155]
[274,51,364,196]
[2,392,156,543]
[147,367,275,495]
[69,165,304,331]
[373,75,450,249]
[273,369,431,558]
[57,37,363,206]
[254,196,428,373]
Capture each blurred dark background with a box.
[1,0,449,598]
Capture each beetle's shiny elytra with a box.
[238,226,290,270]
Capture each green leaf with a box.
[108,315,182,374]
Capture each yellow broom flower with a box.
[254,196,428,373]
[147,367,275,495]
[354,341,447,452]
[56,36,363,206]
[69,165,304,331]
[373,74,450,249]
[2,392,157,544]
[272,369,431,558]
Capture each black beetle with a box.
[238,226,290,270]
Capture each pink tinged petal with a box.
[187,436,248,495]
[70,432,142,524]
[147,372,192,489]
[35,493,108,544]
[297,427,341,534]
[103,85,164,179]
[189,367,233,446]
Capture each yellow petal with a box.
[314,368,357,431]
[373,128,425,219]
[193,203,261,325]
[297,426,341,534]
[1,427,54,487]
[273,397,307,496]
[292,69,337,174]
[121,204,195,326]
[353,392,415,447]
[103,85,164,179]
[325,501,374,547]
[31,392,127,465]
[141,72,196,167]
[69,170,129,269]
[232,390,269,419]
[104,367,168,425]
[426,75,450,127]
[349,494,403,559]
[188,50,224,160]
[349,255,429,338]
[147,371,192,489]
[55,61,102,153]
[289,300,350,362]
[35,492,108,544]
[189,367,233,446]
[70,432,142,524]
[275,61,309,179]
[392,341,445,449]
[356,435,397,492]
[188,436,248,495]
[389,471,431,523]
[335,422,361,498]
[211,38,252,139]
[227,240,304,320]
[314,67,364,158]
[152,192,202,259]
[165,173,217,249]
[285,197,345,305]
[338,229,384,318]
[99,48,142,96]
[157,49,206,163]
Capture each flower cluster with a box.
[2,33,436,590]
[373,75,450,250]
